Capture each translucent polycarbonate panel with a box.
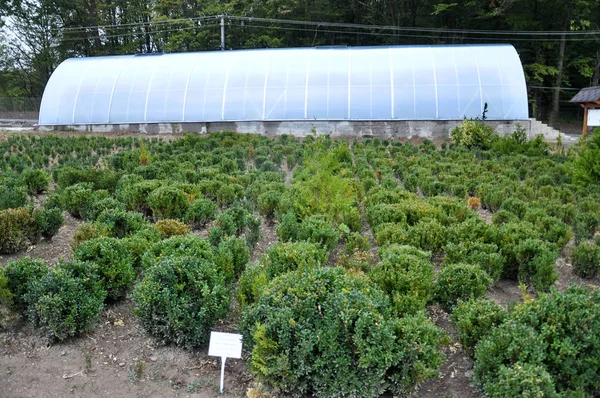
[39,44,528,125]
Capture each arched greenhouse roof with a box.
[38,44,528,125]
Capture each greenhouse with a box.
[38,44,528,126]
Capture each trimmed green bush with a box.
[369,244,434,315]
[0,268,13,329]
[235,263,268,308]
[451,299,506,356]
[474,286,600,396]
[571,242,600,279]
[87,197,125,221]
[241,266,443,398]
[25,260,106,340]
[344,231,371,254]
[147,186,190,220]
[141,234,214,270]
[74,237,135,300]
[184,198,217,228]
[214,236,250,283]
[297,214,340,253]
[257,190,282,220]
[0,208,35,254]
[4,258,49,311]
[132,256,229,348]
[95,209,147,238]
[155,219,191,238]
[22,169,51,194]
[0,184,28,211]
[33,208,64,241]
[264,241,326,278]
[444,242,505,282]
[61,182,95,219]
[484,363,557,398]
[434,263,493,311]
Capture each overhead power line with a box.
[49,14,600,40]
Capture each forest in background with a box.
[0,0,599,125]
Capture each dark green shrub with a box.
[87,197,125,221]
[4,258,48,311]
[155,219,191,238]
[22,169,51,194]
[56,166,120,191]
[61,182,95,219]
[132,256,229,348]
[141,234,214,270]
[434,264,493,311]
[184,198,217,228]
[0,184,28,210]
[514,239,558,292]
[71,223,110,249]
[571,242,600,279]
[369,245,434,315]
[474,286,600,396]
[297,215,340,253]
[235,263,268,307]
[344,231,371,254]
[264,241,325,278]
[257,190,282,220]
[444,242,505,282]
[74,237,135,300]
[0,208,35,254]
[407,218,447,252]
[276,211,299,242]
[96,209,147,238]
[336,250,376,273]
[33,208,64,241]
[118,179,161,214]
[241,267,443,398]
[214,236,250,283]
[573,211,599,243]
[25,260,106,340]
[572,129,600,186]
[0,268,13,329]
[147,186,189,220]
[451,299,506,356]
[484,363,557,398]
[216,184,242,207]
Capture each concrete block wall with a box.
[38,119,532,139]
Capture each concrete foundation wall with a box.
[38,119,531,139]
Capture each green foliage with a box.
[155,219,191,238]
[57,166,120,191]
[369,244,434,315]
[0,268,13,329]
[61,182,95,219]
[434,264,493,311]
[450,118,496,149]
[87,197,125,221]
[485,363,557,398]
[474,286,600,396]
[571,242,600,279]
[214,236,250,284]
[344,231,371,254]
[141,234,214,270]
[25,260,107,340]
[0,208,35,254]
[444,241,505,282]
[264,241,325,278]
[132,256,229,349]
[4,258,48,312]
[96,209,147,238]
[257,190,282,220]
[0,184,28,210]
[451,299,507,356]
[22,169,51,194]
[74,237,136,300]
[241,267,442,398]
[573,130,600,186]
[33,208,64,240]
[297,214,340,253]
[184,198,217,228]
[276,210,299,242]
[147,186,190,220]
[235,263,268,308]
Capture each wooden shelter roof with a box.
[570,86,600,104]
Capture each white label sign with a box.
[589,109,600,127]
[208,332,243,359]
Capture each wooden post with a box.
[583,103,589,141]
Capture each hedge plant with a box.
[132,255,229,348]
[434,263,493,311]
[241,266,443,398]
